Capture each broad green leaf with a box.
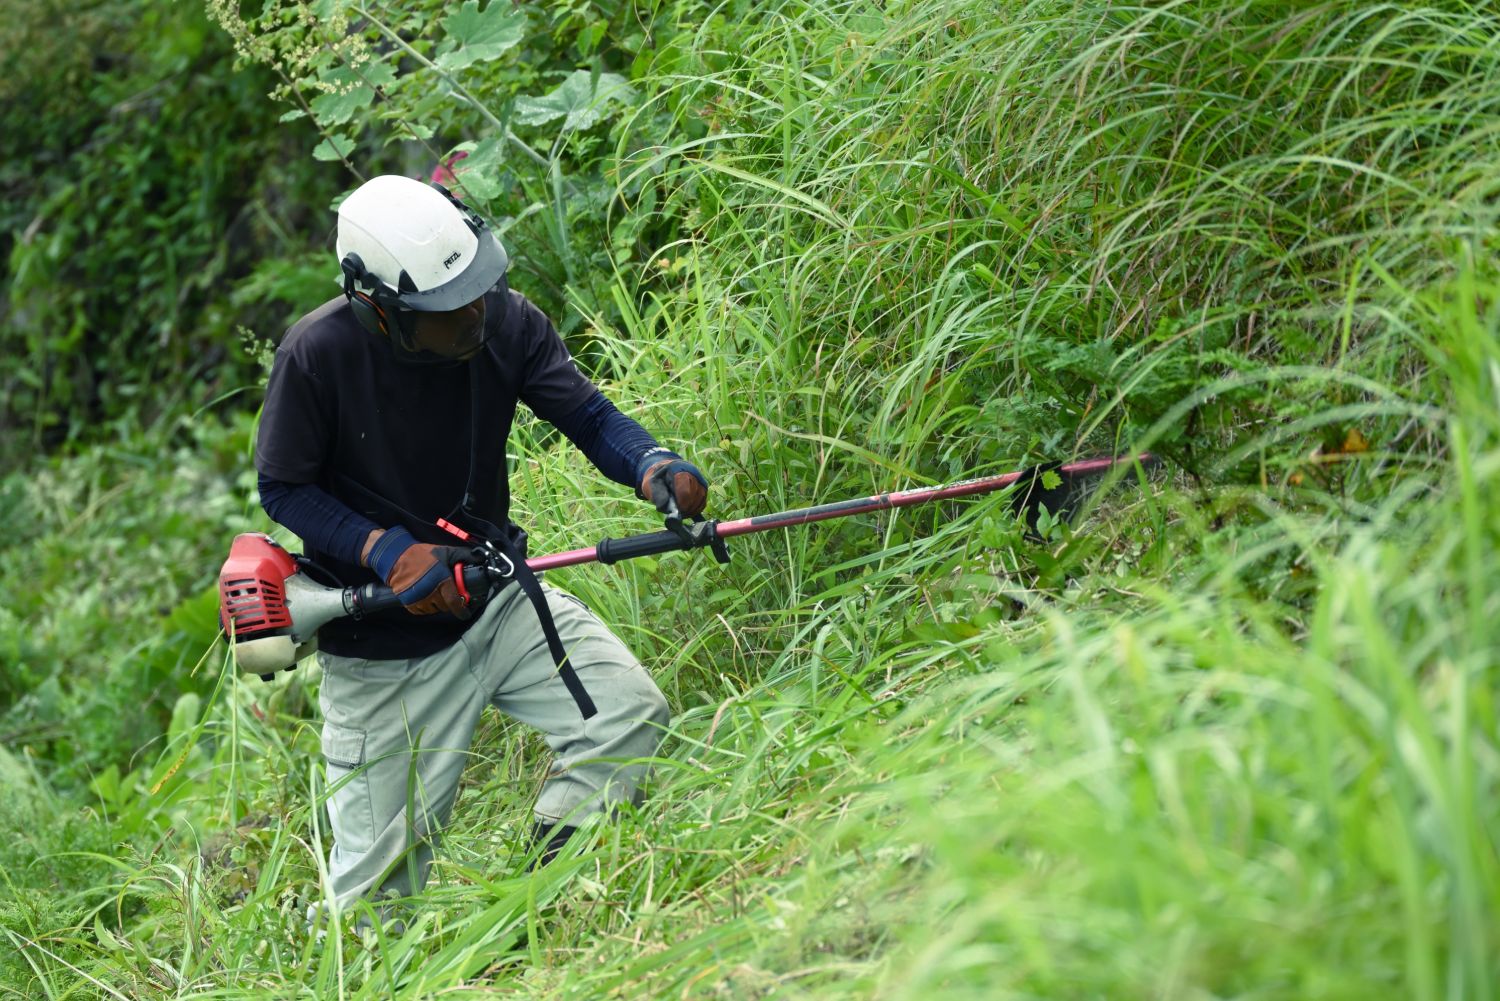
[168,692,201,746]
[310,63,397,126]
[310,88,367,128]
[408,81,463,122]
[436,0,526,72]
[448,137,508,202]
[513,70,636,132]
[383,119,434,141]
[1041,470,1063,490]
[312,134,355,161]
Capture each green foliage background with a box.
[0,0,346,462]
[1,0,1496,997]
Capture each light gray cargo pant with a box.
[315,581,669,912]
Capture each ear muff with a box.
[341,252,396,340]
[348,289,389,338]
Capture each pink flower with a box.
[430,150,470,194]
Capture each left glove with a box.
[365,526,480,618]
[638,454,709,518]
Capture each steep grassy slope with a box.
[2,1,1496,997]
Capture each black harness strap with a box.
[496,538,598,719]
[455,360,597,720]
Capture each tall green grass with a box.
[3,0,1497,997]
[630,0,1498,481]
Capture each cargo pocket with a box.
[321,722,375,855]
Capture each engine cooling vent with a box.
[218,533,298,639]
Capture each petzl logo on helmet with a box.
[443,251,462,269]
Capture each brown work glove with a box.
[364,526,479,619]
[638,454,709,518]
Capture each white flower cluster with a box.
[204,0,372,100]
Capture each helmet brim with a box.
[395,229,509,313]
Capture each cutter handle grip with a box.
[347,564,491,617]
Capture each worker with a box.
[253,173,708,918]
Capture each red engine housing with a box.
[219,533,298,640]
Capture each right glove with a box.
[364,526,479,619]
[638,454,710,518]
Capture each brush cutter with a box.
[218,454,1152,679]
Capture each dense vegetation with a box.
[2,0,1495,997]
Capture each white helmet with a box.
[335,175,508,342]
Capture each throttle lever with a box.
[664,514,693,546]
[663,515,731,565]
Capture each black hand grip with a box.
[349,581,403,616]
[596,529,696,565]
[347,563,493,617]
